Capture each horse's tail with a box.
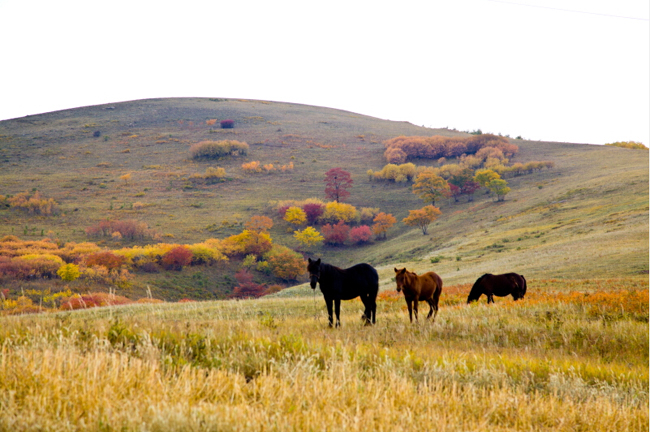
[467,274,487,303]
[520,275,527,297]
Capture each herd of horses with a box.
[307,258,527,327]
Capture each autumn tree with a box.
[473,169,500,188]
[57,263,80,282]
[487,178,511,201]
[402,205,442,235]
[244,215,273,233]
[294,227,324,248]
[263,245,306,281]
[284,207,307,226]
[372,212,397,240]
[324,168,353,202]
[412,171,450,206]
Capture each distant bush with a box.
[190,166,227,184]
[7,191,59,216]
[0,256,61,280]
[384,134,518,163]
[161,246,193,271]
[85,219,160,241]
[242,161,263,173]
[85,251,126,271]
[220,119,235,129]
[190,140,248,160]
[229,269,265,298]
[369,163,417,182]
[605,141,648,150]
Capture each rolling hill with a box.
[0,98,647,299]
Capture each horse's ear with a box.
[316,258,321,265]
[308,258,312,264]
[394,268,399,273]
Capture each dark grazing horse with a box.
[394,268,443,323]
[467,273,527,304]
[307,258,379,327]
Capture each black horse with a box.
[307,258,378,327]
[467,273,527,304]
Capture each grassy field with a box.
[0,278,647,431]
[0,98,647,430]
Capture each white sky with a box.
[1,0,648,145]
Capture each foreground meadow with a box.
[0,278,647,431]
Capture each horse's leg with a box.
[360,296,371,325]
[406,299,413,323]
[326,298,334,327]
[426,299,434,320]
[334,299,341,328]
[371,300,376,324]
[413,300,419,322]
[487,294,494,304]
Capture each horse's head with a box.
[394,268,408,292]
[307,258,321,289]
[467,274,487,304]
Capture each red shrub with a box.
[349,225,373,244]
[321,220,350,245]
[161,246,193,271]
[0,257,59,280]
[85,251,126,271]
[277,205,291,218]
[302,203,325,225]
[229,269,266,298]
[60,293,132,310]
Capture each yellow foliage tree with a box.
[322,202,358,223]
[57,263,81,282]
[284,207,307,226]
[294,227,324,248]
[473,169,501,187]
[412,171,450,206]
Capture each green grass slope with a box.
[0,98,647,297]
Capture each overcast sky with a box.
[1,0,648,145]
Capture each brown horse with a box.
[394,268,443,323]
[467,273,527,304]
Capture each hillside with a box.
[0,98,647,299]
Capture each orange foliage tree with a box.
[244,216,274,233]
[263,245,306,281]
[372,212,397,240]
[402,205,442,235]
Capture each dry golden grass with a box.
[0,278,647,431]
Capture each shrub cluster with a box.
[85,219,160,241]
[6,191,59,216]
[605,141,648,150]
[190,140,248,160]
[384,134,518,163]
